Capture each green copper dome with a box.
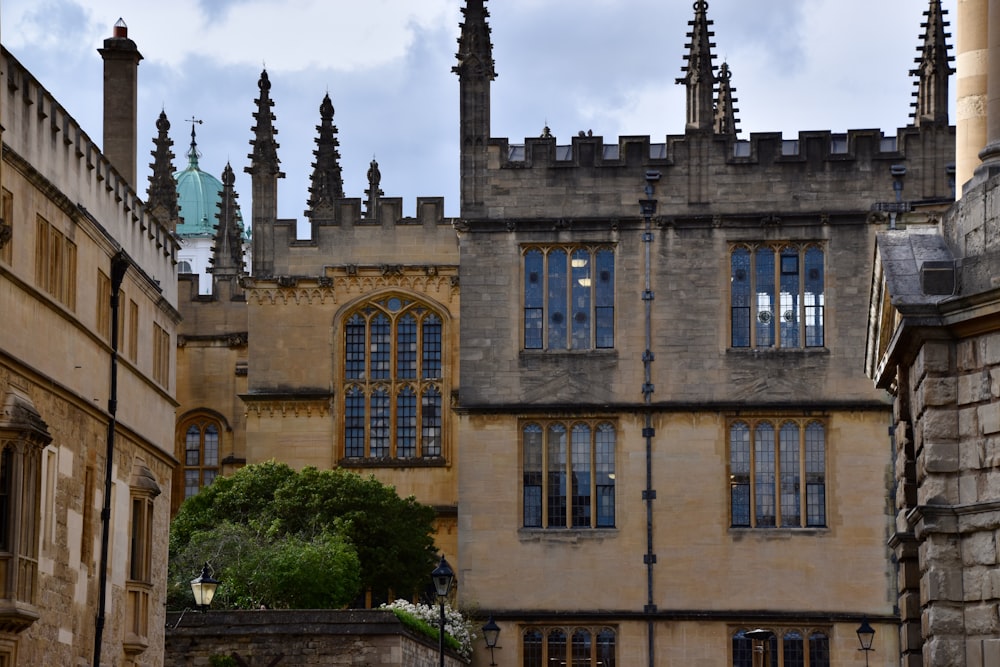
[173,125,245,237]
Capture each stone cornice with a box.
[241,269,459,306]
[241,393,332,418]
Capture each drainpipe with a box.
[94,250,129,667]
[639,171,660,667]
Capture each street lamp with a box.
[190,562,220,612]
[856,618,875,667]
[482,615,501,666]
[431,555,455,667]
[745,629,774,667]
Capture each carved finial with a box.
[677,0,718,132]
[713,61,740,136]
[210,162,245,279]
[453,0,497,81]
[909,0,953,127]
[246,69,284,178]
[146,110,180,229]
[306,93,344,220]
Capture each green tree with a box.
[169,461,438,610]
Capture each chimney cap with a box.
[113,18,127,39]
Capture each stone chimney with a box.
[98,18,143,187]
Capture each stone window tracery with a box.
[729,418,826,529]
[341,295,445,461]
[731,243,824,349]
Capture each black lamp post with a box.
[856,618,875,667]
[745,629,774,667]
[482,615,501,666]
[431,555,455,667]
[190,562,220,612]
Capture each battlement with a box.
[477,123,955,220]
[1,47,179,304]
[307,196,452,229]
[261,196,459,278]
[499,127,934,169]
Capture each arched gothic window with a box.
[180,416,221,500]
[342,295,445,460]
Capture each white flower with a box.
[381,599,477,659]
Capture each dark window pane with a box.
[370,389,390,457]
[346,313,366,379]
[547,424,567,528]
[595,249,615,348]
[203,424,219,466]
[779,422,800,527]
[421,387,442,457]
[397,314,417,380]
[804,247,825,347]
[523,425,543,527]
[396,388,417,458]
[571,424,592,527]
[571,249,592,350]
[524,630,543,667]
[524,250,544,349]
[370,314,391,380]
[755,248,775,347]
[755,422,776,527]
[422,315,442,379]
[548,249,568,349]
[345,388,366,457]
[731,248,751,347]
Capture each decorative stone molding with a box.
[243,397,332,419]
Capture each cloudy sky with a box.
[3,0,955,229]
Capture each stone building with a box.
[865,0,1000,665]
[166,2,963,666]
[0,22,177,667]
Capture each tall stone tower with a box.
[98,18,142,186]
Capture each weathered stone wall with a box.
[884,171,1000,666]
[1,46,177,667]
[164,610,468,667]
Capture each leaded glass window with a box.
[341,297,446,460]
[729,419,827,529]
[731,243,824,349]
[523,626,616,666]
[523,245,616,350]
[522,420,615,529]
[181,418,220,500]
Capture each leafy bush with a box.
[170,461,437,609]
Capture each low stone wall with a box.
[164,609,468,667]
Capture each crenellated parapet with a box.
[1,47,179,305]
[479,123,955,219]
[264,197,458,278]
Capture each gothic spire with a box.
[146,110,180,230]
[677,0,717,132]
[186,117,202,169]
[364,158,383,219]
[713,62,740,137]
[305,93,344,220]
[245,69,284,178]
[210,163,245,278]
[454,0,496,218]
[245,69,283,278]
[910,0,953,127]
[453,0,496,82]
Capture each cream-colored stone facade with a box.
[0,40,177,667]
[169,2,964,666]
